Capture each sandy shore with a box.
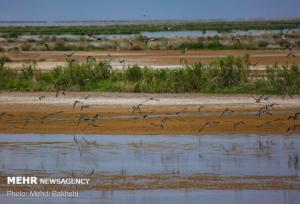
[0,92,299,135]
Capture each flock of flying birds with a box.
[0,92,299,134]
[40,27,299,67]
[4,27,300,133]
[1,94,300,176]
[231,29,297,59]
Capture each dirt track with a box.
[3,50,300,70]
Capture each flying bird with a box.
[163,26,172,31]
[56,90,65,98]
[141,111,154,119]
[76,114,90,126]
[38,96,46,101]
[43,43,49,51]
[80,105,90,111]
[265,103,278,110]
[263,96,271,101]
[176,107,188,115]
[150,122,164,129]
[46,111,63,117]
[220,108,235,116]
[286,53,296,58]
[107,53,113,60]
[248,61,259,67]
[143,97,160,103]
[145,37,155,44]
[83,95,89,100]
[87,33,103,41]
[69,59,78,66]
[89,169,95,175]
[0,112,14,117]
[82,137,97,145]
[231,35,241,45]
[233,121,245,129]
[91,114,101,122]
[23,116,34,127]
[82,123,99,131]
[180,58,188,65]
[181,47,188,54]
[40,111,63,123]
[284,43,295,51]
[73,136,79,144]
[79,78,90,86]
[198,121,220,132]
[280,29,290,41]
[161,117,172,123]
[288,112,300,120]
[282,94,293,99]
[251,95,265,103]
[66,51,76,58]
[198,105,204,112]
[132,104,143,113]
[73,100,82,110]
[256,119,281,128]
[126,40,134,46]
[256,106,272,117]
[87,56,96,63]
[287,125,300,133]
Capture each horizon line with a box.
[0,17,300,24]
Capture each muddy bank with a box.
[0,93,299,135]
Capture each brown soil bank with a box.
[3,50,300,70]
[0,92,299,135]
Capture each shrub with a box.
[125,65,143,82]
[0,56,299,94]
[258,40,269,48]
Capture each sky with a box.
[0,0,299,21]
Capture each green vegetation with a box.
[0,20,299,36]
[0,55,299,95]
[2,37,285,52]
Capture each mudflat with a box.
[0,92,299,135]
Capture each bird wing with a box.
[220,110,226,116]
[258,95,264,100]
[73,101,79,110]
[198,126,205,132]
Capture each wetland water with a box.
[6,29,292,41]
[0,134,299,203]
[0,134,299,176]
[1,189,300,204]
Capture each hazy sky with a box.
[0,0,299,21]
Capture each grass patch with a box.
[83,80,121,92]
[0,55,299,95]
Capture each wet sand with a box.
[0,92,299,135]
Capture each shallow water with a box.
[1,189,300,204]
[0,134,299,176]
[12,29,293,41]
[141,29,283,38]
